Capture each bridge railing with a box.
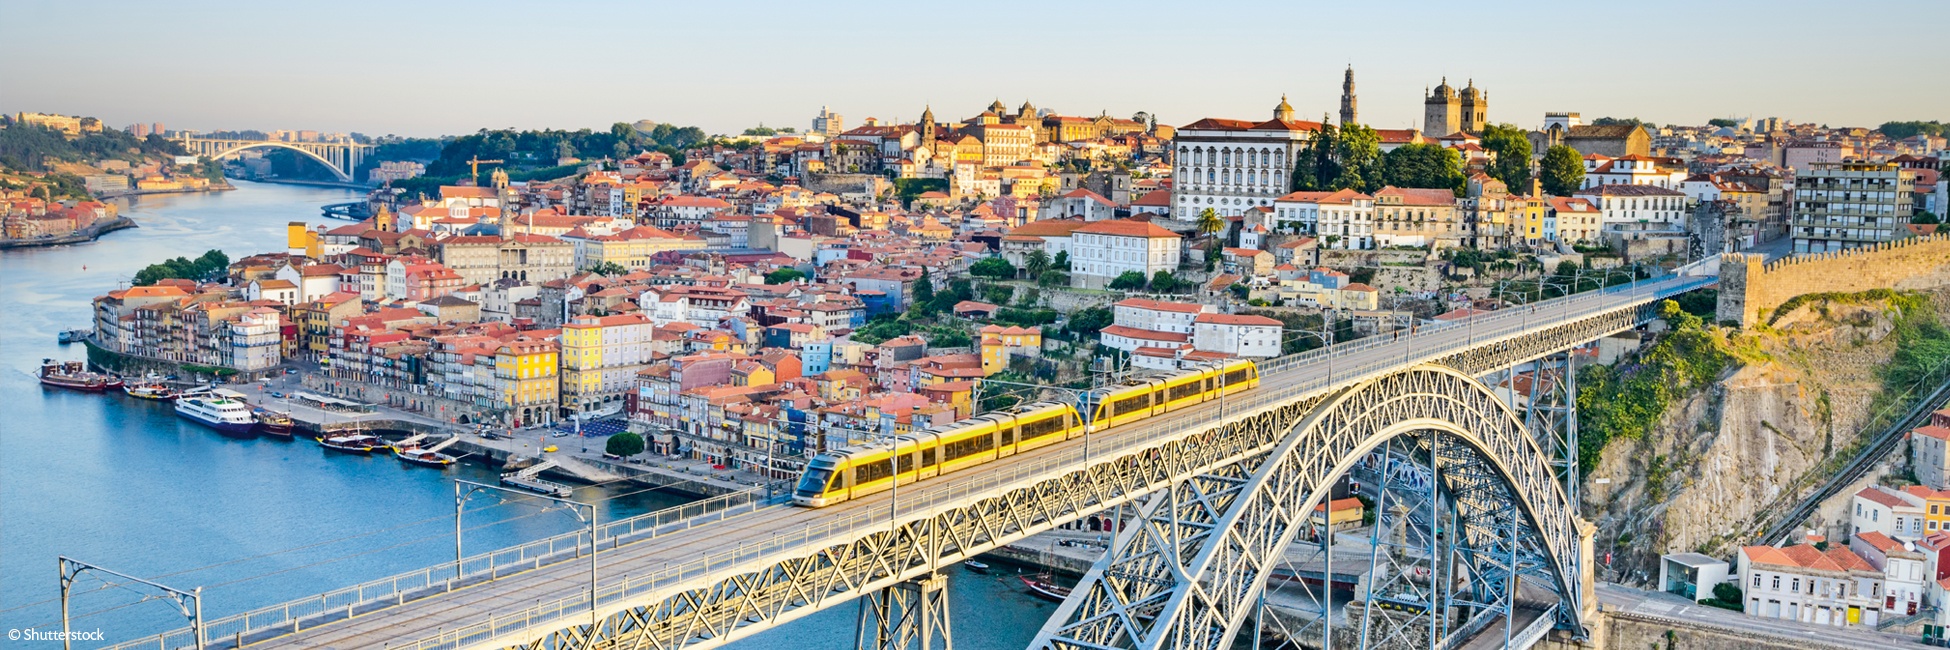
[386,275,1712,649]
[102,485,788,650]
[113,275,1711,650]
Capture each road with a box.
[120,274,1708,650]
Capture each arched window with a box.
[1248,171,1256,185]
[1207,169,1215,183]
[1222,169,1231,184]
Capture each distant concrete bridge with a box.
[172,135,374,182]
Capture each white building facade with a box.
[1170,100,1319,222]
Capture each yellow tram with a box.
[793,359,1259,507]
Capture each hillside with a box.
[1581,289,1950,586]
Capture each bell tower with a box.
[1339,66,1358,126]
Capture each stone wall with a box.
[1717,234,1950,326]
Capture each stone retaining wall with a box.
[1717,234,1950,327]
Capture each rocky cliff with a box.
[1582,289,1949,587]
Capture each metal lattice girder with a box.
[1033,365,1586,650]
[504,399,1327,650]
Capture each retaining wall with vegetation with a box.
[1717,234,1950,327]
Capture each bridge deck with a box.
[207,276,1710,649]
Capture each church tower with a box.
[494,167,513,241]
[1273,95,1296,122]
[1339,66,1358,126]
[372,203,396,232]
[919,106,937,147]
[1458,79,1487,134]
[1424,78,1461,138]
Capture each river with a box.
[0,181,1057,648]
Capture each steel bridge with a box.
[107,271,1715,650]
[172,135,374,182]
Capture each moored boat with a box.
[316,431,386,454]
[39,359,110,392]
[963,560,991,574]
[57,329,89,344]
[396,449,457,467]
[1021,575,1071,601]
[255,410,294,438]
[175,394,258,437]
[123,382,177,401]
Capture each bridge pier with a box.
[855,572,952,650]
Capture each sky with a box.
[3,0,1944,139]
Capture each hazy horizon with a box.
[3,0,1944,139]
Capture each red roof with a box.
[1131,191,1172,207]
[1114,298,1206,313]
[1194,313,1281,326]
[1855,487,1909,508]
[1100,325,1189,343]
[1074,219,1179,238]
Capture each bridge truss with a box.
[106,278,1701,650]
[173,136,374,182]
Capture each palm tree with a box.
[1195,207,1224,246]
[1025,249,1051,279]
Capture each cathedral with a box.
[1423,78,1487,137]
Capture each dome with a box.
[1461,79,1481,100]
[988,99,1007,114]
[1430,77,1454,99]
[1019,100,1036,115]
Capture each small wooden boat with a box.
[963,560,991,574]
[255,410,294,438]
[317,431,386,454]
[1021,575,1071,602]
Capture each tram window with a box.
[1021,415,1067,440]
[1223,369,1249,386]
[1168,381,1203,402]
[1001,426,1015,445]
[898,453,915,473]
[855,458,892,484]
[1112,394,1151,416]
[922,448,936,467]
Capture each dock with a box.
[501,460,574,498]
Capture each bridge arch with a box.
[1036,364,1586,650]
[203,142,354,181]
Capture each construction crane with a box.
[466,156,504,182]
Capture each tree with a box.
[969,257,1017,280]
[982,283,1015,306]
[1712,582,1743,605]
[1590,117,1645,128]
[1334,123,1383,192]
[133,249,231,286]
[912,269,935,307]
[1539,145,1585,197]
[1109,271,1148,290]
[1380,143,1464,192]
[1878,121,1946,140]
[606,431,645,457]
[1912,210,1941,225]
[1480,123,1533,191]
[1015,287,1041,308]
[1065,307,1113,337]
[1195,208,1224,242]
[1024,249,1052,279]
[764,268,805,284]
[581,261,627,276]
[1053,250,1071,271]
[1150,270,1178,293]
[1706,118,1739,128]
[1289,121,1342,192]
[1037,270,1069,287]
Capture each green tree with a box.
[1334,123,1383,192]
[1539,145,1585,197]
[132,249,231,286]
[912,269,935,307]
[1053,250,1070,270]
[1195,208,1225,241]
[1150,270,1178,293]
[605,431,645,457]
[1015,288,1041,308]
[764,268,806,284]
[1380,143,1465,192]
[969,257,1017,280]
[1480,123,1534,191]
[1912,210,1941,225]
[1024,249,1052,279]
[1065,307,1113,336]
[1706,118,1739,128]
[1037,270,1069,287]
[982,283,1015,305]
[1291,121,1342,191]
[1109,271,1148,290]
[1877,121,1945,140]
[582,261,628,276]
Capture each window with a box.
[1772,575,1780,590]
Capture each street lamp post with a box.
[454,479,599,627]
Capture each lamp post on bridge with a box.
[454,479,600,629]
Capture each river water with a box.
[0,181,1056,648]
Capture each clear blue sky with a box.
[3,0,1943,138]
